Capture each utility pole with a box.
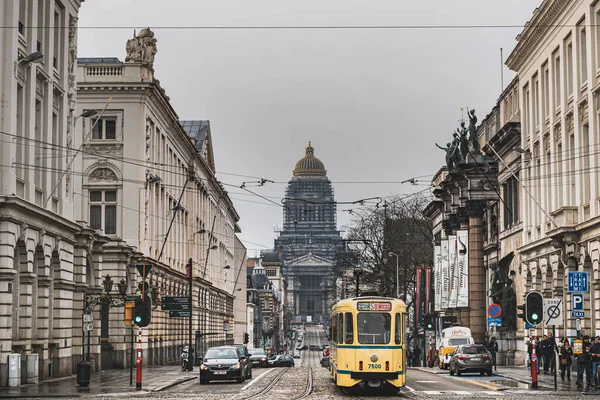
[187,258,194,371]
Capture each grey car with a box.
[449,344,493,376]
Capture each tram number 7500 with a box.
[368,363,381,369]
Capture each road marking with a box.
[423,391,442,394]
[415,380,439,383]
[481,391,504,396]
[453,391,472,395]
[240,368,275,391]
[405,385,416,392]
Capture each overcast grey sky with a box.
[77,0,540,257]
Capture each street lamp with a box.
[78,274,127,387]
[14,51,43,78]
[353,269,363,297]
[388,252,399,298]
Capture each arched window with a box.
[85,167,121,236]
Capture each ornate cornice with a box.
[506,0,570,72]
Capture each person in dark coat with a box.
[413,345,421,367]
[577,336,592,389]
[540,334,552,374]
[487,337,499,371]
[589,336,600,388]
[560,340,574,381]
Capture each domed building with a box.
[275,142,342,324]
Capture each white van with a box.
[437,326,474,369]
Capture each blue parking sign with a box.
[572,293,584,310]
[568,272,589,293]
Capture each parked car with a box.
[293,350,301,359]
[231,344,252,379]
[297,344,308,351]
[309,344,320,351]
[248,348,269,368]
[448,344,493,376]
[200,346,247,384]
[271,355,295,367]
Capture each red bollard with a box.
[136,329,143,390]
[531,342,538,389]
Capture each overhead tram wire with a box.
[4,23,598,30]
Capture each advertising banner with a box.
[434,245,442,311]
[456,230,469,307]
[425,266,431,313]
[415,267,422,329]
[440,239,449,310]
[448,235,458,308]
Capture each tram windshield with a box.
[357,313,392,344]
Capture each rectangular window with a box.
[344,313,354,344]
[579,22,588,86]
[532,73,539,130]
[91,118,117,140]
[338,313,343,345]
[566,36,574,98]
[395,313,402,345]
[332,314,337,343]
[89,190,117,234]
[357,313,391,344]
[542,62,549,121]
[553,49,561,109]
[502,177,520,229]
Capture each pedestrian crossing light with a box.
[133,295,152,327]
[525,291,543,326]
[424,313,434,330]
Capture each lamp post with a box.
[77,274,127,387]
[14,51,44,78]
[353,269,363,297]
[388,252,399,298]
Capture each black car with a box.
[309,345,320,351]
[200,346,247,384]
[272,355,294,367]
[231,344,252,379]
[248,348,269,368]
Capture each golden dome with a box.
[293,141,327,176]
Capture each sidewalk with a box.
[0,364,196,398]
[413,364,584,392]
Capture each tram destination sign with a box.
[357,302,391,311]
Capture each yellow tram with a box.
[329,296,406,391]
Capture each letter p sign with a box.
[572,293,584,311]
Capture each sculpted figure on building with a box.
[125,28,158,70]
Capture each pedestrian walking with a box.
[590,336,600,388]
[577,335,592,390]
[547,331,558,373]
[560,339,573,381]
[413,345,421,367]
[487,336,498,371]
[540,334,552,374]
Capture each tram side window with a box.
[357,313,391,344]
[332,314,337,343]
[338,313,343,344]
[394,313,402,344]
[344,313,354,344]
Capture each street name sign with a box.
[572,293,584,310]
[568,272,589,293]
[161,296,190,311]
[169,310,190,317]
[571,311,585,318]
[544,298,563,326]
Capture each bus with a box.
[329,296,406,393]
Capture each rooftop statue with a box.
[467,108,480,154]
[125,28,158,71]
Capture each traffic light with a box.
[526,291,543,326]
[424,313,434,330]
[517,304,526,323]
[133,295,152,327]
[243,332,249,344]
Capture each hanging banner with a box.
[456,230,469,307]
[448,235,458,308]
[425,266,432,313]
[415,267,422,330]
[434,245,442,312]
[440,239,449,310]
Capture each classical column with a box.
[467,201,486,344]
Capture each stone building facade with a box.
[505,0,600,347]
[274,143,342,323]
[75,35,243,369]
[0,0,113,387]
